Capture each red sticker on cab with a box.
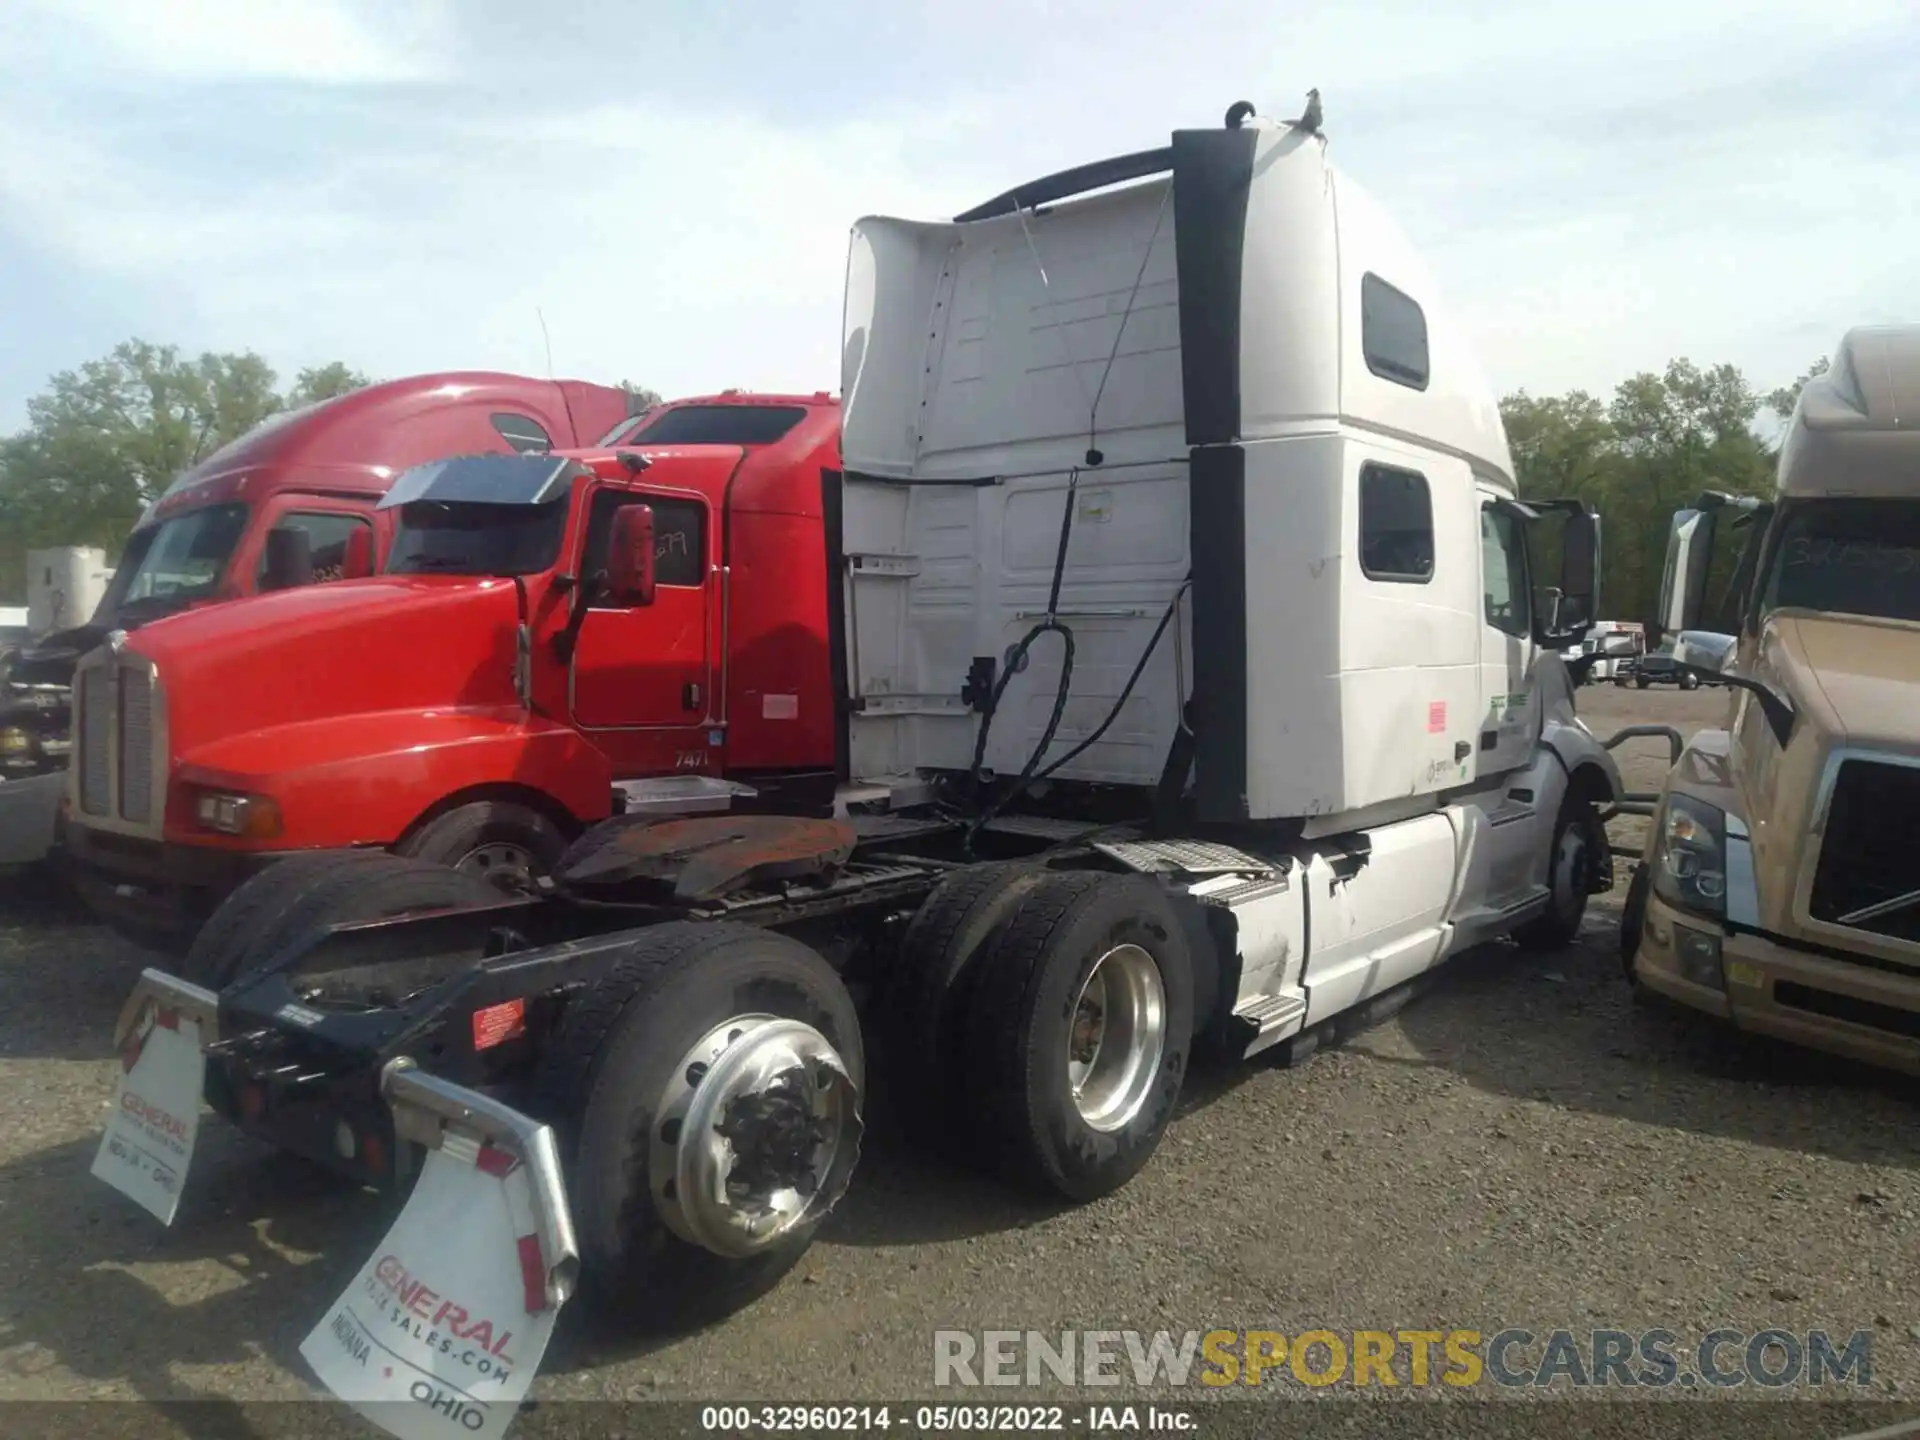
[1428,701,1447,733]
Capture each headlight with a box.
[0,726,31,755]
[1651,792,1727,918]
[192,789,283,839]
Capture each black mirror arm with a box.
[1689,667,1795,747]
[552,570,608,664]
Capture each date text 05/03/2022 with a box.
[699,1405,1198,1433]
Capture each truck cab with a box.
[1623,324,1920,1072]
[61,393,842,950]
[0,373,635,787]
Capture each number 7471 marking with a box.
[673,750,707,771]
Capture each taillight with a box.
[472,1000,527,1051]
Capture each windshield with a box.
[387,499,570,577]
[101,503,250,618]
[598,403,807,448]
[1758,499,1920,625]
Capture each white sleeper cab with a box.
[839,102,1629,1048]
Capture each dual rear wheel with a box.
[882,866,1195,1202]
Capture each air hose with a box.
[963,464,1191,855]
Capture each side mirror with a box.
[1658,509,1715,634]
[604,504,656,606]
[1525,500,1599,646]
[261,526,313,592]
[342,527,375,580]
[1558,508,1598,635]
[1674,630,1736,674]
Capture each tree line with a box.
[1501,355,1827,629]
[1,336,1827,623]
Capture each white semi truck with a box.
[91,100,1642,1436]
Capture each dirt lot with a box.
[0,683,1915,1437]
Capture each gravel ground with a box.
[0,684,1915,1440]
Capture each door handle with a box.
[683,682,702,711]
[1455,741,1471,762]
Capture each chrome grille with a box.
[119,667,155,822]
[79,668,110,816]
[1808,759,1920,944]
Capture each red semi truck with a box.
[7,372,637,733]
[61,393,841,951]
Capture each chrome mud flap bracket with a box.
[299,1059,580,1440]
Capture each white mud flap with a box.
[301,1061,579,1440]
[90,969,220,1225]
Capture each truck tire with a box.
[531,921,864,1331]
[1512,794,1602,952]
[182,851,498,991]
[958,871,1193,1203]
[881,861,1051,1136]
[1680,672,1700,691]
[396,799,570,893]
[1636,675,1651,690]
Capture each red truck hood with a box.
[129,576,523,760]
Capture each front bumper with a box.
[61,823,362,946]
[1633,892,1920,1075]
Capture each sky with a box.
[1,0,1916,432]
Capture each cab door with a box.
[568,485,717,773]
[1475,488,1539,779]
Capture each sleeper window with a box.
[1359,465,1434,583]
[492,412,554,454]
[1361,274,1430,391]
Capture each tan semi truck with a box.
[1620,324,1920,1072]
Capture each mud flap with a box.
[300,1061,579,1440]
[91,969,220,1225]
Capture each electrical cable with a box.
[962,188,1181,853]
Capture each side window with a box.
[492,412,553,455]
[1359,464,1434,583]
[579,489,708,598]
[1481,504,1532,638]
[258,512,371,590]
[1361,274,1430,391]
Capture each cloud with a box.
[9,0,450,84]
[0,0,1914,427]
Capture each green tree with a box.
[0,340,367,601]
[1764,357,1830,426]
[287,362,373,408]
[1501,357,1799,633]
[617,380,663,412]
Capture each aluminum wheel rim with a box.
[648,1014,862,1259]
[1067,944,1167,1133]
[456,841,538,891]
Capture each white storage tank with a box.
[26,547,113,635]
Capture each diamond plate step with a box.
[1092,838,1278,877]
[1233,992,1308,1058]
